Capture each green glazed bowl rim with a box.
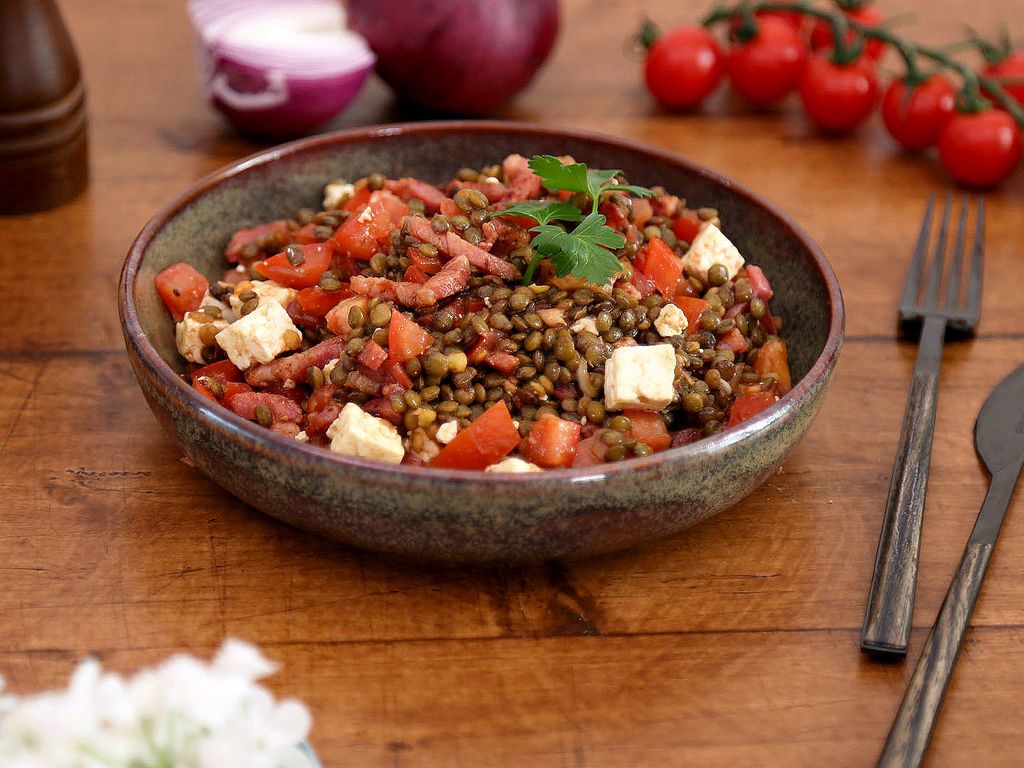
[119,120,845,485]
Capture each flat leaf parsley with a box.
[495,155,654,286]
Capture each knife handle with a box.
[862,314,946,655]
[876,539,992,768]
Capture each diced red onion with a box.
[188,0,374,135]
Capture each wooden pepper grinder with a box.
[0,0,88,215]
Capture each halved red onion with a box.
[188,0,374,136]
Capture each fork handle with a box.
[862,314,948,655]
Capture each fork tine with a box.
[922,194,953,309]
[965,197,985,322]
[899,194,935,316]
[944,195,969,309]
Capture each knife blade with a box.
[877,361,1024,768]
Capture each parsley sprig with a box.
[496,156,654,286]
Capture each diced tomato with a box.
[674,296,710,329]
[295,285,349,318]
[407,246,442,275]
[671,210,702,244]
[572,433,608,468]
[467,331,500,364]
[727,390,777,427]
[358,340,388,371]
[339,186,371,212]
[630,267,658,298]
[155,262,208,321]
[225,220,291,263]
[485,352,519,374]
[632,198,654,229]
[362,396,404,426]
[325,296,369,337]
[189,359,241,387]
[716,328,749,353]
[404,264,430,284]
[290,223,319,244]
[637,237,682,298]
[745,265,774,300]
[521,415,582,469]
[253,242,333,289]
[754,337,792,394]
[388,311,433,363]
[623,410,672,452]
[331,191,408,261]
[222,381,254,405]
[599,201,629,231]
[430,400,521,470]
[383,360,413,389]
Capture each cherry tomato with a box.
[810,5,886,61]
[252,242,333,289]
[644,26,725,111]
[756,9,804,32]
[938,108,1022,188]
[983,51,1024,107]
[728,16,807,107]
[799,53,879,134]
[881,74,956,151]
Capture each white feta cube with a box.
[604,344,677,411]
[654,303,689,337]
[294,430,309,443]
[485,457,543,473]
[175,313,228,364]
[215,300,301,370]
[323,180,355,210]
[682,223,745,283]
[326,403,405,465]
[435,420,459,444]
[228,280,298,314]
[571,317,599,335]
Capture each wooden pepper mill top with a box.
[0,0,88,215]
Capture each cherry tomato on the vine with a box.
[644,26,725,111]
[983,51,1024,108]
[799,53,879,134]
[728,16,807,107]
[810,5,886,61]
[938,108,1022,188]
[881,74,956,151]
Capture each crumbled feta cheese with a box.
[228,280,298,314]
[294,430,309,443]
[604,344,676,411]
[571,317,599,335]
[326,403,405,464]
[357,205,374,223]
[654,303,689,337]
[175,314,228,364]
[485,457,543,473]
[410,436,441,463]
[199,290,234,322]
[681,223,745,282]
[323,180,355,210]
[215,300,301,370]
[322,358,339,380]
[435,421,458,444]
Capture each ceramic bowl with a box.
[119,121,844,563]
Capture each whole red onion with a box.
[346,0,559,115]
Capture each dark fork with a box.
[861,195,985,656]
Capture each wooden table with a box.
[2,1,1022,765]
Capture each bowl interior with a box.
[133,124,834,396]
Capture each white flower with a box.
[0,640,315,768]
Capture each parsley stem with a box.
[521,251,543,286]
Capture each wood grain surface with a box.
[2,1,1023,765]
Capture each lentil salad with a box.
[155,154,791,472]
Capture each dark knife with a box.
[877,362,1024,767]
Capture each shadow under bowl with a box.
[119,121,844,563]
